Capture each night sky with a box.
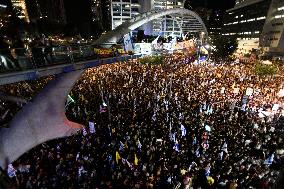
[188,0,236,10]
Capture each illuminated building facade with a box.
[223,0,271,54]
[11,0,30,22]
[223,0,284,56]
[111,0,140,30]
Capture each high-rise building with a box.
[10,0,30,22]
[260,0,284,56]
[110,0,140,30]
[26,0,66,25]
[222,0,272,54]
[223,0,284,56]
[0,4,9,29]
[101,0,112,32]
[208,10,222,36]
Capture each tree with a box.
[211,35,238,59]
[254,63,278,77]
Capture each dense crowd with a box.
[5,55,284,188]
[0,76,54,127]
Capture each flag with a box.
[89,122,95,133]
[107,154,112,163]
[7,164,16,178]
[181,124,186,137]
[116,151,121,164]
[205,125,211,132]
[173,141,180,152]
[182,33,188,40]
[119,141,125,151]
[123,33,134,52]
[264,153,274,165]
[122,158,126,165]
[76,152,80,161]
[137,139,142,150]
[126,160,134,170]
[151,35,160,45]
[134,153,138,166]
[65,95,75,108]
[195,148,200,157]
[170,132,176,142]
[221,141,228,153]
[82,127,87,136]
[193,137,197,145]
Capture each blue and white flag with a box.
[173,141,180,152]
[181,124,186,137]
[89,122,95,133]
[7,164,16,178]
[119,141,125,151]
[195,147,200,157]
[221,141,228,153]
[137,139,142,150]
[219,151,224,160]
[205,166,211,176]
[264,153,274,165]
[107,154,112,163]
[123,33,134,52]
[170,132,176,142]
[182,33,188,40]
[82,127,87,136]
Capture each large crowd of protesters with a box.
[0,76,54,127]
[2,54,284,188]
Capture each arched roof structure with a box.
[94,8,207,45]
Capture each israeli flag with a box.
[173,141,180,152]
[123,33,134,52]
[264,153,274,165]
[195,148,200,157]
[119,141,125,151]
[170,132,176,142]
[7,164,16,178]
[137,139,142,150]
[89,122,95,133]
[82,127,87,136]
[205,167,211,176]
[107,154,112,163]
[219,151,224,160]
[182,33,188,40]
[221,141,228,153]
[181,124,186,137]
